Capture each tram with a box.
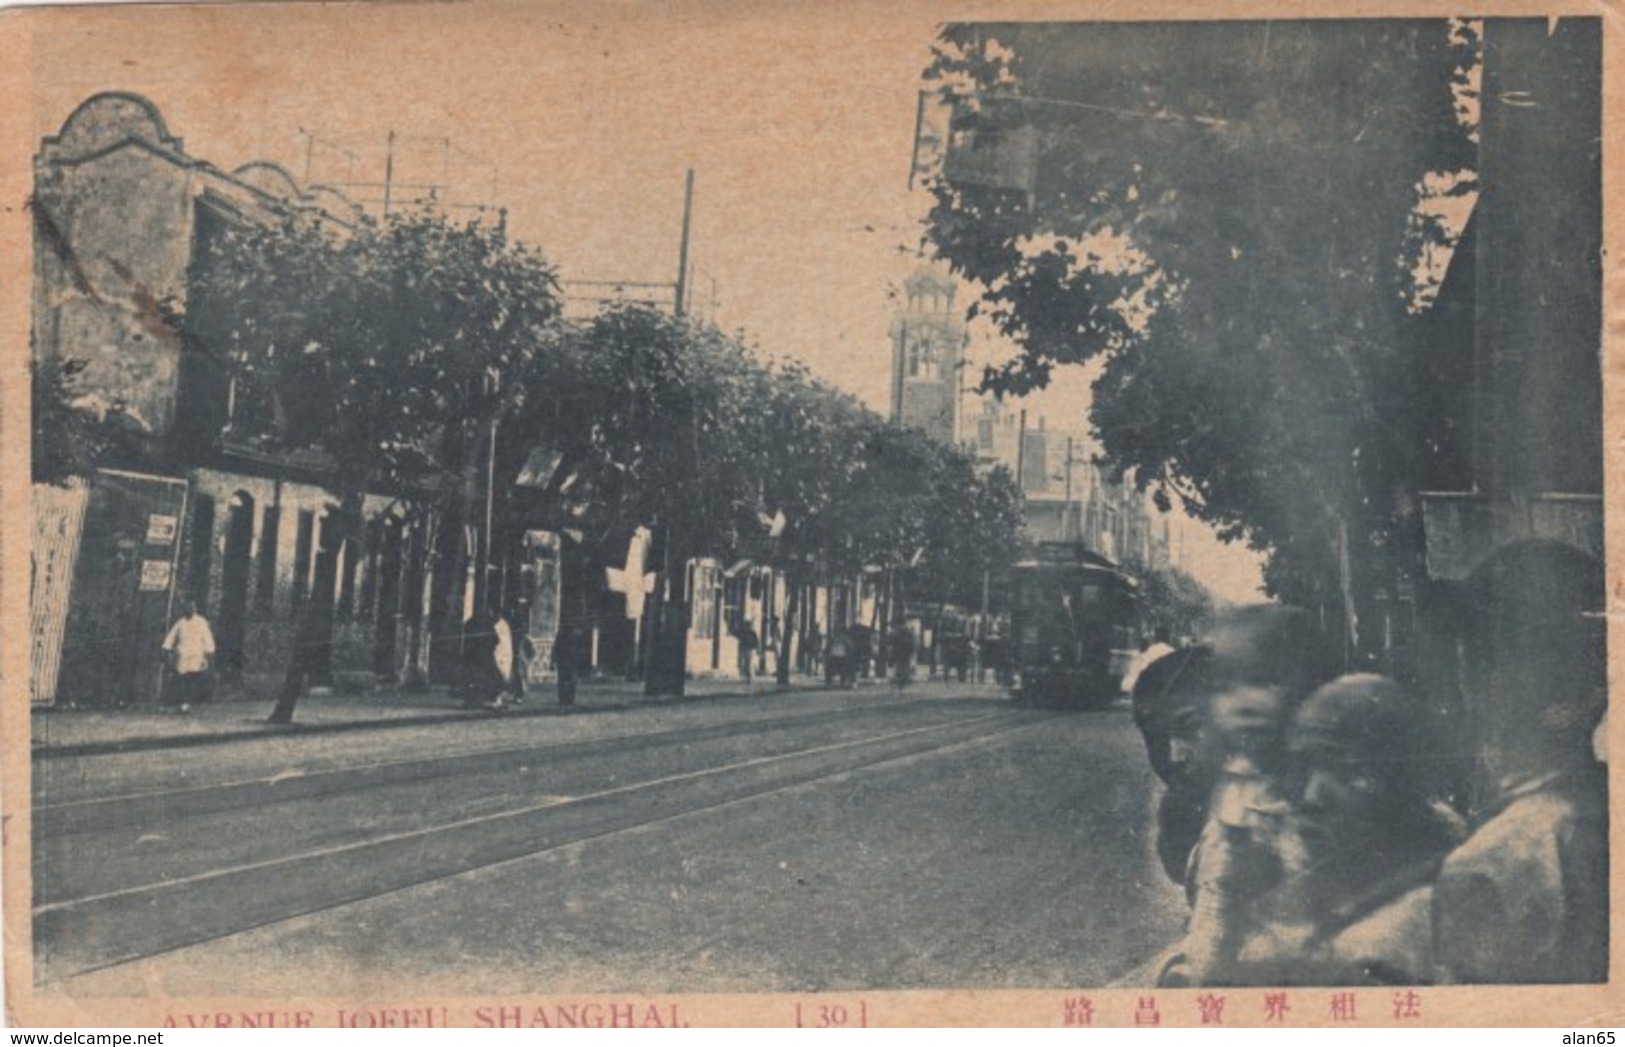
[1007,542,1139,708]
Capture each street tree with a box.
[1136,563,1216,643]
[913,454,1024,614]
[496,301,1029,694]
[744,361,877,685]
[485,318,602,705]
[922,21,1478,627]
[550,306,764,696]
[176,205,561,723]
[833,419,1017,634]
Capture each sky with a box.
[21,0,1265,602]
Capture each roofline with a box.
[43,91,182,151]
[39,93,357,227]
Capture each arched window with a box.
[907,333,938,380]
[255,503,280,615]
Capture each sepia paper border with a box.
[2,0,1622,1027]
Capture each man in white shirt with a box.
[161,598,215,712]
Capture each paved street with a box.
[34,686,1186,996]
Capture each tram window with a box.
[1015,578,1053,610]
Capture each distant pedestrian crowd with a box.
[1130,540,1607,986]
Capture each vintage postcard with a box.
[2,0,1622,1028]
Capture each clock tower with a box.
[889,266,967,446]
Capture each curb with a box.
[29,681,842,760]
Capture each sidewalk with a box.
[30,673,867,759]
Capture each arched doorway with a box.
[185,492,216,613]
[216,491,255,685]
[373,513,405,680]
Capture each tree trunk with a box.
[776,574,798,687]
[644,581,689,698]
[402,516,430,690]
[930,599,949,681]
[426,501,467,685]
[758,571,773,678]
[640,521,690,699]
[555,538,584,707]
[269,494,357,724]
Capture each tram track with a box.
[35,702,1044,981]
[36,698,1015,905]
[34,694,993,833]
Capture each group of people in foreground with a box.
[1132,539,1607,987]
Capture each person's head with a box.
[1285,673,1432,860]
[180,598,197,619]
[1462,540,1605,777]
[1134,644,1216,786]
[1197,605,1328,778]
[1205,604,1324,697]
[1206,684,1290,778]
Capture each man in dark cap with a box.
[1432,540,1608,984]
[1165,673,1463,986]
[1257,673,1463,984]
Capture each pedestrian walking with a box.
[492,609,519,707]
[888,622,916,689]
[735,619,759,689]
[508,614,534,705]
[160,598,215,713]
[942,633,971,683]
[826,630,854,689]
[849,624,874,680]
[803,623,822,676]
[458,607,505,709]
[981,630,1012,688]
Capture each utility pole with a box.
[674,169,695,318]
[1062,435,1075,543]
[479,389,498,614]
[1088,463,1100,550]
[642,169,697,698]
[382,131,396,217]
[1015,408,1028,496]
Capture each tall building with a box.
[971,398,1052,495]
[888,266,967,446]
[969,397,1171,567]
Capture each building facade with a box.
[1400,20,1604,728]
[29,92,447,705]
[30,92,841,704]
[969,397,1170,568]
